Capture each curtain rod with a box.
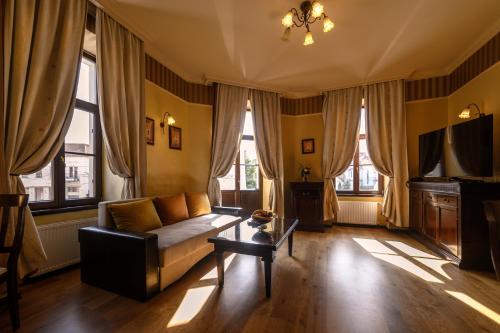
[321,76,408,94]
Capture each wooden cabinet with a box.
[409,181,500,270]
[290,182,324,232]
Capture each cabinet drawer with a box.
[295,190,320,197]
[437,195,457,207]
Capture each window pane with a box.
[65,109,95,154]
[359,165,379,191]
[240,165,259,190]
[359,139,371,165]
[336,165,354,191]
[219,165,236,191]
[243,111,254,136]
[76,58,97,104]
[359,107,366,135]
[65,154,95,199]
[240,139,258,165]
[21,164,53,202]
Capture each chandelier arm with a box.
[307,16,321,24]
[293,21,304,28]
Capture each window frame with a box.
[29,52,102,214]
[219,109,262,198]
[336,109,384,197]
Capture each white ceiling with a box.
[95,0,500,97]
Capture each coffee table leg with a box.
[263,256,273,298]
[288,230,294,256]
[215,250,224,287]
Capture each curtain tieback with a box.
[9,173,20,176]
[124,176,134,179]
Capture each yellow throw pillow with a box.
[108,199,162,232]
[153,193,189,225]
[185,192,212,218]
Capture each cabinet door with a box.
[439,207,458,255]
[410,191,423,232]
[423,197,439,240]
[295,192,322,227]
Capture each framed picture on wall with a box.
[146,117,155,145]
[302,138,315,154]
[169,126,182,150]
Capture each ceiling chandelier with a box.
[281,1,334,46]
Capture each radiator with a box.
[34,217,97,276]
[336,201,379,225]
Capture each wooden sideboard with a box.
[290,182,324,232]
[409,180,500,270]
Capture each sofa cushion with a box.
[153,193,189,225]
[148,214,241,267]
[185,192,211,218]
[108,198,162,232]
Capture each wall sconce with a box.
[159,112,175,133]
[458,103,484,119]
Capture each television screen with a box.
[419,114,493,178]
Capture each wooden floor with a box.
[0,226,499,333]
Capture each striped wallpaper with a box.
[406,32,500,101]
[145,55,214,105]
[281,95,324,115]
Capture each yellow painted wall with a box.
[35,80,212,225]
[282,114,324,216]
[447,62,500,181]
[406,62,500,181]
[145,80,212,196]
[405,98,448,178]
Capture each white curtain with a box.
[250,90,284,217]
[322,87,363,222]
[97,9,146,199]
[1,0,87,276]
[365,80,409,227]
[208,84,249,205]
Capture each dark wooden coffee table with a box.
[208,217,299,298]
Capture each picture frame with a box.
[302,138,315,154]
[169,126,182,150]
[146,117,155,145]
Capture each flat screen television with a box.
[419,114,493,178]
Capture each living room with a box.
[1,0,499,332]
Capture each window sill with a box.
[337,193,384,198]
[31,204,98,216]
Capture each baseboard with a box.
[332,222,385,229]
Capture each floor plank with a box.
[0,226,499,332]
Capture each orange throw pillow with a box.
[108,199,162,232]
[153,193,190,225]
[185,192,212,218]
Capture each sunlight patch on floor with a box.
[201,253,236,280]
[167,286,216,328]
[352,238,397,255]
[414,257,452,280]
[371,253,443,283]
[445,290,500,325]
[385,240,439,259]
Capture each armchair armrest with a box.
[79,226,160,301]
[211,205,243,216]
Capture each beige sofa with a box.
[79,197,241,300]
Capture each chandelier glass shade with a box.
[281,1,334,45]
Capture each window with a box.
[335,108,383,196]
[21,54,102,211]
[219,110,260,192]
